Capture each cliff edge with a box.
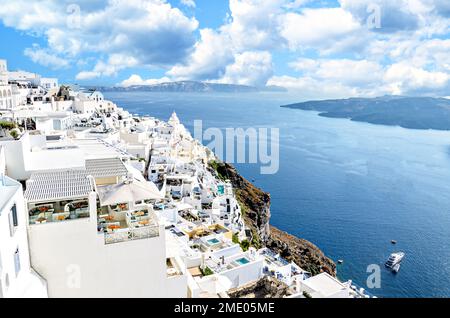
[209,161,336,277]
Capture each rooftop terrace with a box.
[24,169,94,203]
[85,157,128,178]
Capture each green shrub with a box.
[232,233,240,244]
[0,121,16,130]
[250,229,262,249]
[201,266,214,276]
[209,160,226,180]
[10,130,19,139]
[240,240,250,252]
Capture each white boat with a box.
[385,252,405,269]
[392,264,401,273]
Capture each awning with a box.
[97,179,163,206]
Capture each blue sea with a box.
[104,91,450,298]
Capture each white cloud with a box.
[180,0,196,8]
[0,1,64,32]
[23,46,70,69]
[168,28,234,80]
[280,8,361,51]
[0,0,199,79]
[224,0,287,51]
[270,57,450,98]
[290,58,384,86]
[75,71,100,81]
[119,74,172,87]
[383,62,450,95]
[76,54,139,80]
[168,0,286,85]
[268,75,366,99]
[339,0,422,32]
[215,51,273,87]
[2,0,450,98]
[269,58,386,97]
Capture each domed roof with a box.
[168,111,180,126]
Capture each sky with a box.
[0,0,449,99]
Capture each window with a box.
[11,204,18,226]
[8,204,18,237]
[5,273,10,288]
[14,248,20,277]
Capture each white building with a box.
[0,60,13,110]
[24,169,187,298]
[0,132,85,181]
[203,248,264,289]
[293,272,356,298]
[0,59,8,84]
[0,169,48,298]
[8,71,41,87]
[0,84,13,110]
[40,78,58,90]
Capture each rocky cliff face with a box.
[209,161,271,244]
[209,161,336,277]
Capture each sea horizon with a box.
[104,90,450,298]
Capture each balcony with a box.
[204,252,260,274]
[24,170,94,225]
[104,226,159,245]
[98,206,160,245]
[28,199,90,225]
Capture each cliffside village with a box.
[0,59,374,298]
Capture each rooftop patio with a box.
[204,251,261,274]
[97,205,160,245]
[24,169,94,225]
[96,178,163,244]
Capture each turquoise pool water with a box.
[236,258,250,265]
[207,238,220,245]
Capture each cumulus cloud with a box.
[432,0,450,17]
[339,0,422,33]
[268,75,366,99]
[180,0,196,8]
[168,0,287,85]
[167,28,234,81]
[270,57,450,97]
[76,54,139,80]
[24,45,70,69]
[119,74,172,87]
[1,0,449,98]
[214,51,274,87]
[383,62,450,95]
[0,0,199,79]
[290,58,384,86]
[280,8,361,50]
[224,0,287,51]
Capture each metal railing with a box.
[104,225,159,245]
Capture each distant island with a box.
[281,96,450,131]
[88,81,287,93]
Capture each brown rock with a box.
[208,161,336,277]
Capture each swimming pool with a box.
[236,257,250,265]
[207,238,220,245]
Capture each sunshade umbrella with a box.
[98,178,163,206]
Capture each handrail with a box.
[104,225,159,245]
